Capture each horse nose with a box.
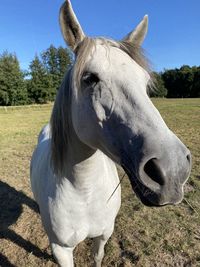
[140,147,191,201]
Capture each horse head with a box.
[52,0,192,207]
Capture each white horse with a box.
[30,1,191,266]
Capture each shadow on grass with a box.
[0,181,53,265]
[118,240,139,264]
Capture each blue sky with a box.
[0,0,200,72]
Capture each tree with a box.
[0,52,27,106]
[191,67,200,97]
[162,69,179,98]
[41,45,72,92]
[179,65,194,97]
[57,46,73,80]
[28,55,54,104]
[150,72,167,97]
[161,65,200,98]
[27,46,72,104]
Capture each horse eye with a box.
[82,72,99,87]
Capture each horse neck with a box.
[64,127,105,191]
[55,69,107,190]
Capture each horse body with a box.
[31,123,121,264]
[30,1,191,266]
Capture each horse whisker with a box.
[107,172,126,203]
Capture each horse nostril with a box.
[186,153,191,164]
[144,158,165,186]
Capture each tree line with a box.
[151,66,200,98]
[0,46,199,106]
[0,45,73,106]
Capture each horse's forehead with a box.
[90,41,129,63]
[87,41,150,81]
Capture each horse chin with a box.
[129,177,162,207]
[122,166,163,207]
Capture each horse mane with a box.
[50,37,153,175]
[50,69,72,176]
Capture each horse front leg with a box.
[92,227,114,267]
[51,243,74,267]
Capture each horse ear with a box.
[59,0,85,51]
[123,15,148,46]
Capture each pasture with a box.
[0,98,199,267]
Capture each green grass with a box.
[0,98,200,267]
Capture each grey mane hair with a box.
[50,69,72,176]
[74,37,96,89]
[50,37,154,175]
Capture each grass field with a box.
[0,98,200,267]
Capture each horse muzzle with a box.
[122,141,192,207]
